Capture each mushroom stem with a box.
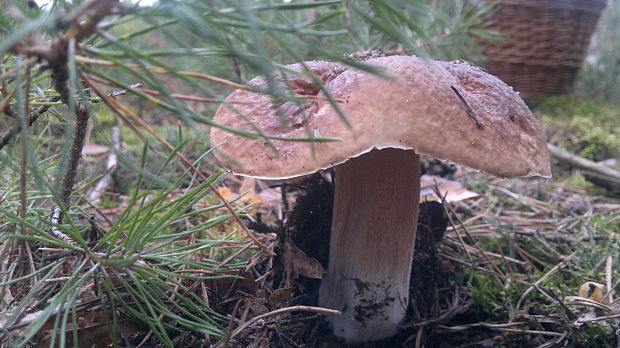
[319,148,421,342]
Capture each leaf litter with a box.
[196,159,620,347]
[6,156,620,347]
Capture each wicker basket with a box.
[482,0,607,100]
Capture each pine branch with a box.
[59,103,90,209]
[0,98,60,151]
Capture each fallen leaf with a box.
[420,175,480,202]
[217,187,234,201]
[578,281,608,304]
[217,184,261,205]
[283,238,326,282]
[82,144,110,156]
[239,177,256,195]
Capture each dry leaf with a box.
[82,144,110,156]
[217,185,261,205]
[217,187,234,201]
[578,282,609,304]
[283,238,326,282]
[420,175,480,202]
[239,177,256,195]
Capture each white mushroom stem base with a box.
[318,148,421,342]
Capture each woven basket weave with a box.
[483,0,607,100]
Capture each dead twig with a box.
[450,86,484,129]
[76,56,344,103]
[59,103,90,208]
[82,74,275,256]
[215,306,340,347]
[439,322,563,337]
[548,143,620,181]
[516,251,578,312]
[577,312,620,323]
[86,124,120,205]
[220,299,243,348]
[49,207,79,247]
[0,97,61,151]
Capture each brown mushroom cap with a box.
[210,56,551,179]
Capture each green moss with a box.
[568,118,620,161]
[93,104,117,127]
[573,323,611,348]
[565,172,618,197]
[533,96,612,121]
[566,172,594,188]
[535,96,620,161]
[467,271,526,321]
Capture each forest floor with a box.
[181,96,620,347]
[192,163,620,348]
[9,97,620,347]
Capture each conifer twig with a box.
[82,74,275,256]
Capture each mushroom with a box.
[210,56,551,342]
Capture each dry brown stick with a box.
[77,56,345,104]
[49,207,79,247]
[0,57,37,82]
[565,296,612,311]
[86,124,120,205]
[443,207,476,269]
[59,103,90,208]
[548,143,620,181]
[442,238,526,266]
[0,88,16,115]
[18,63,30,222]
[63,0,118,43]
[77,56,250,90]
[515,245,548,269]
[606,256,614,303]
[446,202,507,280]
[515,251,578,311]
[582,170,620,194]
[217,306,341,347]
[439,322,563,337]
[215,242,254,269]
[221,299,242,348]
[82,74,275,256]
[415,326,424,348]
[577,312,620,323]
[135,86,299,105]
[0,97,61,151]
[450,85,484,129]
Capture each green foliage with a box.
[468,272,506,320]
[466,270,525,322]
[567,117,620,160]
[566,172,618,197]
[575,0,620,101]
[573,323,610,348]
[534,96,611,121]
[536,96,620,161]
